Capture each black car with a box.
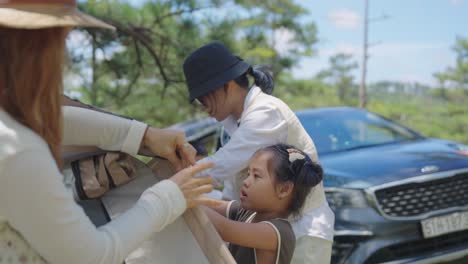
[181,107,468,264]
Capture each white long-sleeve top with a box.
[0,106,186,264]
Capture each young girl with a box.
[203,144,324,264]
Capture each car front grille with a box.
[364,229,468,264]
[374,171,468,218]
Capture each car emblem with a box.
[421,165,439,173]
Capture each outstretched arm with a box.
[63,106,196,171]
[200,196,230,216]
[202,207,278,251]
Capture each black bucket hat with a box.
[183,41,251,102]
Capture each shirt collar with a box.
[221,86,262,133]
[243,86,261,112]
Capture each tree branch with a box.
[153,6,212,26]
[133,38,143,68]
[118,70,141,106]
[104,19,172,88]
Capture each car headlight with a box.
[455,144,468,155]
[325,187,368,211]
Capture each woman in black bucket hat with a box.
[183,41,335,264]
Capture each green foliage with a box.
[316,53,358,104]
[65,2,467,146]
[68,0,318,127]
[275,74,341,109]
[277,59,468,145]
[434,36,468,95]
[366,95,468,144]
[234,0,317,74]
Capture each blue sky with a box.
[292,0,467,85]
[78,0,466,86]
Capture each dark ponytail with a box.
[250,65,274,95]
[233,64,275,95]
[289,155,323,188]
[257,144,323,218]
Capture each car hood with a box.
[320,138,468,189]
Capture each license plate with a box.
[421,211,468,238]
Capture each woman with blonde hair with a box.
[0,1,214,263]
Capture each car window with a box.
[298,110,420,155]
[344,119,400,144]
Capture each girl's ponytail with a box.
[290,158,323,188]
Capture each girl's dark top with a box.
[226,201,295,264]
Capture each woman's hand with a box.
[169,162,218,208]
[141,127,197,171]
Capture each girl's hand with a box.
[142,127,197,171]
[199,196,229,215]
[169,162,218,208]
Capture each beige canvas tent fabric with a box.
[101,158,235,264]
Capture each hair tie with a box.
[287,148,305,163]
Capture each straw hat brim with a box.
[0,5,114,30]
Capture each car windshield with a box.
[297,110,422,155]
